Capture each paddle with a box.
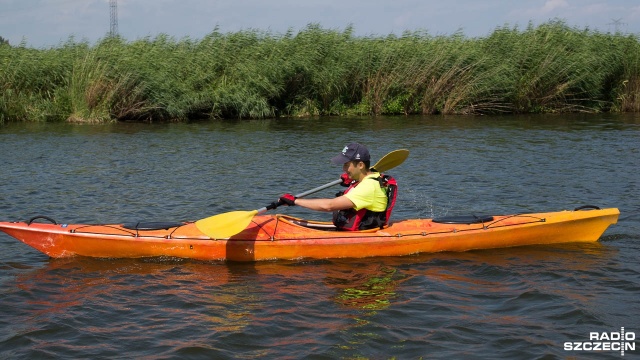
[195,149,409,238]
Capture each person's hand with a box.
[339,173,353,187]
[278,193,297,206]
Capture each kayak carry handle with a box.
[573,205,601,211]
[27,215,58,225]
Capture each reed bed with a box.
[0,21,638,123]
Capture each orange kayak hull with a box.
[0,208,620,261]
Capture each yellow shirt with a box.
[344,173,388,212]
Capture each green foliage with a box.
[66,49,150,123]
[484,21,609,113]
[1,20,639,123]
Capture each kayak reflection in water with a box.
[278,143,398,231]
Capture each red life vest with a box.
[332,174,398,231]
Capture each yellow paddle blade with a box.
[195,209,259,238]
[371,149,409,172]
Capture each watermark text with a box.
[564,328,636,356]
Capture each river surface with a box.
[0,114,639,359]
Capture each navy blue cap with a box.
[331,142,371,165]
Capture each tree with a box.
[0,36,9,46]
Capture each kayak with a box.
[0,206,619,261]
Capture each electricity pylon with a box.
[110,0,118,36]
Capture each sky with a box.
[1,0,639,48]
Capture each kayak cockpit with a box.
[275,215,384,233]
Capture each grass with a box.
[0,20,639,123]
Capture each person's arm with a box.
[294,195,354,212]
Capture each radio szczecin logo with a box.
[564,328,636,356]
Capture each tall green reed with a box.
[1,20,638,123]
[66,48,151,123]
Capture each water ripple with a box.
[1,115,639,359]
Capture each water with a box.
[1,114,639,359]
